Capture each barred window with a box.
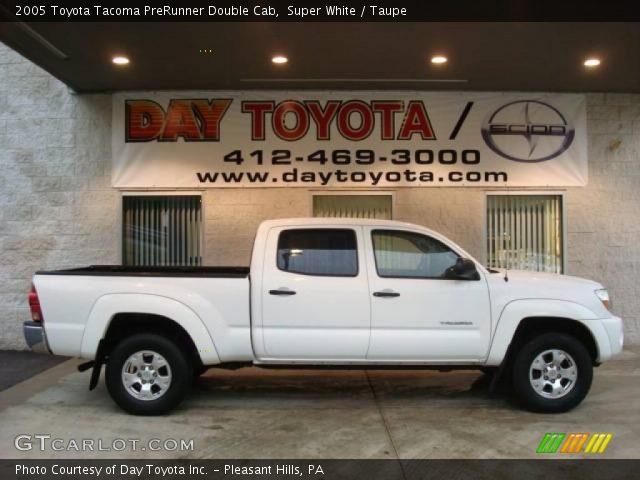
[313,194,392,219]
[123,195,202,266]
[487,195,563,273]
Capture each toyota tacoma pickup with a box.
[24,218,623,415]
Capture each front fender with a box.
[80,293,221,364]
[485,299,601,365]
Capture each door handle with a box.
[373,290,400,298]
[269,288,297,296]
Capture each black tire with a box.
[512,333,593,413]
[193,365,209,382]
[105,333,192,415]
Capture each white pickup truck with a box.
[24,218,623,415]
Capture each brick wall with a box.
[1,42,639,349]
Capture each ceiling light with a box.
[112,56,130,66]
[272,55,288,64]
[431,55,448,64]
[583,58,601,68]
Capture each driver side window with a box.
[372,230,459,279]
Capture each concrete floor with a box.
[0,348,638,459]
[0,351,68,392]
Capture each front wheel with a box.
[512,333,593,413]
[105,333,192,415]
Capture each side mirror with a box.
[444,258,480,281]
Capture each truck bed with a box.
[34,265,252,361]
[36,265,250,278]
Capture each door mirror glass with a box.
[444,258,480,281]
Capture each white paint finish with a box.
[34,218,623,372]
[601,315,625,356]
[484,270,616,364]
[485,299,614,365]
[363,225,492,362]
[34,273,251,363]
[486,269,610,321]
[257,224,371,360]
[80,294,221,364]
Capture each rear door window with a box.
[277,229,358,277]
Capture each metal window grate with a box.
[123,196,202,266]
[487,195,563,274]
[313,195,392,219]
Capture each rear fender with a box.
[80,293,220,364]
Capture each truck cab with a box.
[251,218,492,363]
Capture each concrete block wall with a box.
[1,42,639,349]
[565,93,640,343]
[0,44,118,349]
[201,188,487,266]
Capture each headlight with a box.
[595,289,611,310]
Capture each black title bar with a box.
[1,0,640,22]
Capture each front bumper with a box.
[602,314,624,357]
[588,314,624,362]
[23,321,51,354]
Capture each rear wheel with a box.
[512,333,592,413]
[105,333,192,415]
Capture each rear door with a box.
[259,226,371,360]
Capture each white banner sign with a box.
[112,91,587,188]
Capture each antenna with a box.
[501,231,509,282]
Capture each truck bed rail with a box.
[36,265,250,278]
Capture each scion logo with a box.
[481,100,575,162]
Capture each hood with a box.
[492,269,603,290]
[486,269,610,320]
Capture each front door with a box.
[260,226,371,360]
[365,228,491,362]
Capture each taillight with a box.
[28,283,43,323]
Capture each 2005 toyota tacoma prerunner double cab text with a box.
[23,218,624,415]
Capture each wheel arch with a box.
[102,313,203,368]
[486,299,601,366]
[486,315,600,397]
[504,317,599,366]
[80,293,220,365]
